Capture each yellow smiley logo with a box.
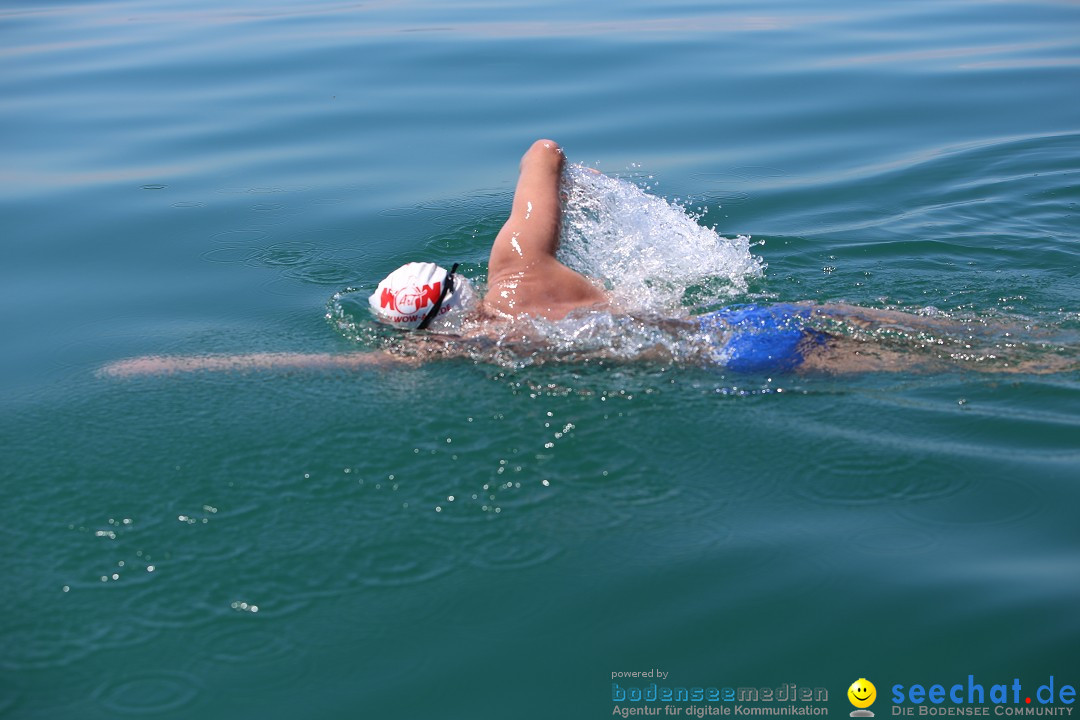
[848,678,877,709]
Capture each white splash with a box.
[559,164,763,316]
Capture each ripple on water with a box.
[216,185,311,195]
[130,591,222,632]
[249,240,320,268]
[618,480,726,526]
[795,437,968,506]
[284,261,358,286]
[269,229,366,272]
[208,229,269,245]
[7,552,185,670]
[200,244,260,264]
[221,584,315,620]
[356,537,458,588]
[376,193,496,221]
[688,165,794,207]
[259,274,323,298]
[607,482,683,508]
[204,622,300,666]
[426,478,559,525]
[0,621,114,671]
[898,475,1044,528]
[467,523,564,572]
[92,671,201,716]
[850,524,938,556]
[681,434,786,505]
[564,495,634,534]
[876,132,1080,243]
[634,512,733,560]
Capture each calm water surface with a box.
[2,0,1079,718]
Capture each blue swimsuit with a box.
[698,304,827,373]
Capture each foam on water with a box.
[558,164,764,315]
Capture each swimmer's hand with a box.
[100,351,416,377]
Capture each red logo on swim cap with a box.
[380,281,441,314]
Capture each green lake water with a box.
[2,0,1079,717]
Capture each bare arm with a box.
[484,139,607,320]
[488,139,566,273]
[100,351,416,377]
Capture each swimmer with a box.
[103,139,1075,378]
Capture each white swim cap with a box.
[369,262,476,330]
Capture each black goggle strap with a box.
[416,263,459,330]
